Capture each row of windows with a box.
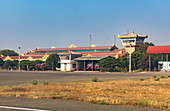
[123,40,135,43]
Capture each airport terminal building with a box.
[0,30,149,71]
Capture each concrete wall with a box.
[61,62,76,71]
[158,61,170,71]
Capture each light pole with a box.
[90,34,91,47]
[114,35,116,46]
[18,47,21,71]
[129,43,132,72]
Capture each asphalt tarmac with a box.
[0,96,165,111]
[0,71,169,111]
[0,71,169,86]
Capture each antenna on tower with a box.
[127,29,129,34]
[114,35,116,46]
[90,34,91,47]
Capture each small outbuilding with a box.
[147,46,170,71]
[58,51,81,71]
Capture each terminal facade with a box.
[0,30,149,71]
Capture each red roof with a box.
[35,46,115,52]
[57,49,125,56]
[0,55,44,60]
[27,52,52,56]
[0,56,6,60]
[80,49,125,57]
[82,53,118,57]
[58,50,81,55]
[27,48,126,57]
[31,56,43,59]
[147,46,170,54]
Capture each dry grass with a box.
[0,78,170,110]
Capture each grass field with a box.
[0,77,170,110]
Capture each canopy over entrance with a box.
[74,56,110,61]
[74,56,110,71]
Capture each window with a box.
[123,40,135,43]
[61,56,69,60]
[73,64,76,68]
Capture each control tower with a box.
[118,30,148,53]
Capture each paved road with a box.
[0,71,169,111]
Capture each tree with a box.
[120,57,129,72]
[0,49,18,56]
[20,60,30,70]
[98,57,119,72]
[0,58,4,67]
[45,54,59,70]
[131,42,161,71]
[3,60,14,69]
[34,60,43,64]
[12,60,18,66]
[19,60,44,71]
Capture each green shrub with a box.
[31,80,38,85]
[12,87,28,92]
[154,78,160,81]
[139,100,148,106]
[140,79,145,81]
[57,92,60,95]
[160,76,165,78]
[91,77,98,82]
[43,81,49,85]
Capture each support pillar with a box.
[149,54,151,71]
[166,54,168,71]
[76,61,78,71]
[84,60,85,71]
[92,61,94,71]
[18,47,21,71]
[69,55,71,60]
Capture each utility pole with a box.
[129,43,131,72]
[90,34,91,47]
[18,47,21,71]
[114,35,116,46]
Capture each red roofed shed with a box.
[147,46,170,54]
[147,45,170,71]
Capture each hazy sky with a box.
[0,0,170,54]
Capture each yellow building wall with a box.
[125,47,136,54]
[122,42,136,47]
